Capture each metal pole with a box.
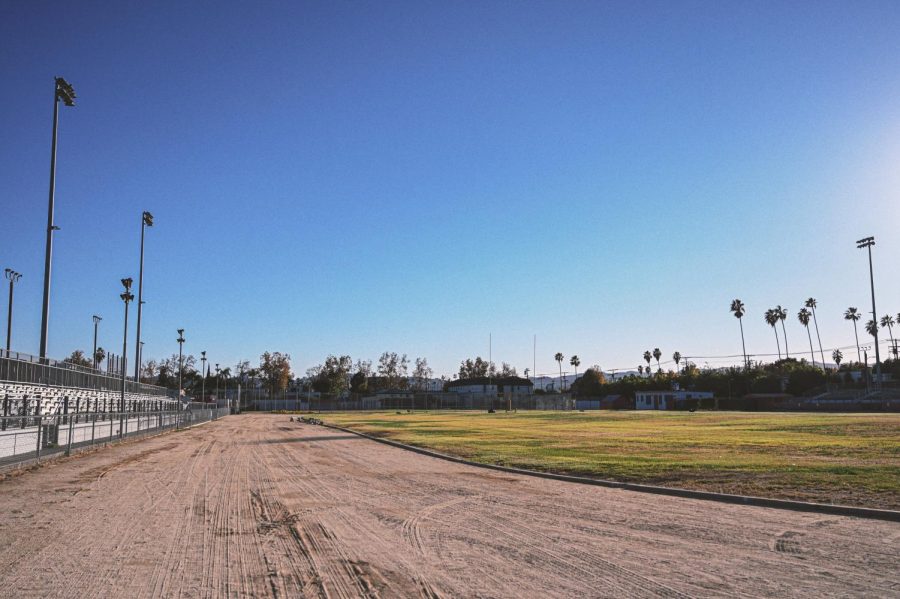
[92,315,101,368]
[134,212,152,379]
[866,244,881,388]
[201,351,206,402]
[177,329,185,400]
[40,82,61,360]
[5,271,21,351]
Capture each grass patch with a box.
[321,410,900,510]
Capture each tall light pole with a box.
[200,351,207,401]
[134,211,153,379]
[215,363,220,402]
[119,278,134,418]
[4,269,22,352]
[92,314,102,368]
[857,237,881,388]
[177,329,185,399]
[39,77,76,360]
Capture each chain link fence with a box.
[239,390,573,412]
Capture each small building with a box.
[635,390,713,410]
[445,376,533,396]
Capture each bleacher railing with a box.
[0,402,228,469]
[0,349,168,396]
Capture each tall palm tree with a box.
[764,309,782,360]
[569,355,580,382]
[730,299,748,369]
[797,308,816,367]
[638,365,644,376]
[804,298,826,368]
[832,349,842,368]
[775,305,789,358]
[844,307,862,363]
[652,348,662,371]
[642,350,652,375]
[673,351,682,372]
[554,352,564,391]
[880,315,895,354]
[865,319,878,339]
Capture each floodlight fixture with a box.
[55,77,76,106]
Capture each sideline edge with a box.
[320,421,900,523]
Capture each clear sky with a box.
[2,1,899,379]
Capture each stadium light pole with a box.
[215,364,220,402]
[134,211,153,380]
[119,278,134,433]
[177,329,185,400]
[39,77,76,360]
[92,314,102,368]
[200,351,207,401]
[4,269,22,352]
[856,237,881,389]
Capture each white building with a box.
[635,390,713,410]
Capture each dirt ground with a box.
[0,414,897,598]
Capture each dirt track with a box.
[0,414,897,598]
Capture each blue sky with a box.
[1,1,899,378]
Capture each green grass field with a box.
[321,410,900,510]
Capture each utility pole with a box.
[119,278,134,432]
[177,329,185,400]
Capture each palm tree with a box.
[832,349,842,368]
[652,348,662,371]
[845,307,862,363]
[805,298,826,367]
[880,315,895,354]
[764,309,782,360]
[554,352,564,391]
[865,319,878,339]
[797,308,816,367]
[730,299,748,369]
[569,355,580,382]
[638,365,644,376]
[673,351,682,372]
[94,346,106,368]
[642,350,652,375]
[775,305,789,358]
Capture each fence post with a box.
[35,418,42,461]
[65,414,74,456]
[91,413,96,445]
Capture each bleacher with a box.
[0,382,177,417]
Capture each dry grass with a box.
[322,410,900,509]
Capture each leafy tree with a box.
[458,356,494,379]
[845,307,862,363]
[413,357,433,391]
[498,362,517,377]
[571,368,606,396]
[731,299,748,368]
[652,348,662,371]
[64,349,92,368]
[378,351,409,389]
[805,298,826,367]
[797,308,816,367]
[260,351,292,394]
[569,355,580,381]
[554,353,564,391]
[765,308,782,360]
[308,355,352,395]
